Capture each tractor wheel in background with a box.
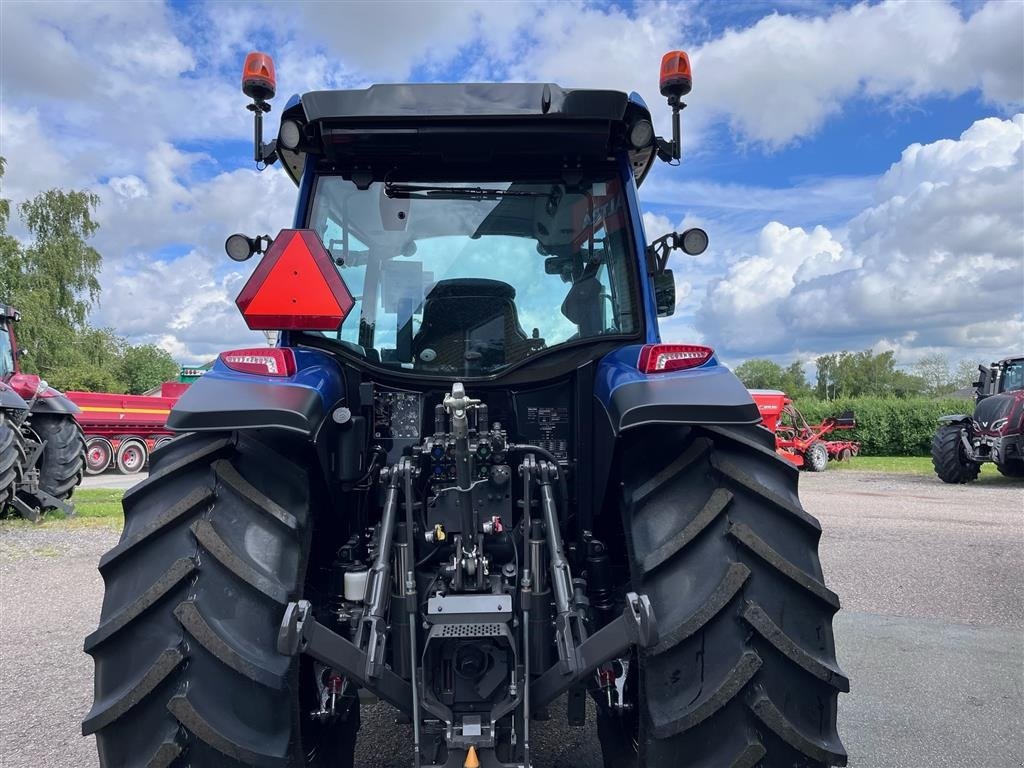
[931,424,980,484]
[86,437,114,475]
[837,448,852,462]
[32,415,85,499]
[115,438,147,475]
[0,416,26,514]
[600,425,848,767]
[83,432,358,767]
[996,459,1024,478]
[804,441,829,472]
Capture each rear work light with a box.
[219,348,296,377]
[638,344,714,373]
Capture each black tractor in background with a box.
[932,356,1024,483]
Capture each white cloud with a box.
[3,0,1022,371]
[96,250,264,363]
[691,0,1024,147]
[696,114,1024,361]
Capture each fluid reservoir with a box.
[343,566,369,602]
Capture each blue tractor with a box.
[85,51,847,768]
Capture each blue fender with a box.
[595,345,761,434]
[167,348,346,438]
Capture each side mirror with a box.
[17,347,28,359]
[654,270,676,317]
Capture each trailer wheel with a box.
[152,435,174,454]
[599,425,847,767]
[0,416,26,514]
[836,447,852,462]
[115,438,148,474]
[84,432,358,767]
[931,424,980,484]
[995,459,1024,478]
[804,441,829,472]
[31,415,85,499]
[86,437,114,475]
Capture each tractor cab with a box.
[223,54,713,384]
[0,304,20,379]
[976,356,1024,399]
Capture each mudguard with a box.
[595,345,761,433]
[5,373,77,413]
[29,392,80,415]
[167,348,345,437]
[937,414,971,425]
[0,382,28,411]
[590,346,767,516]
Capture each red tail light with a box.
[219,348,296,377]
[638,344,714,373]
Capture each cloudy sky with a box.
[1,0,1021,369]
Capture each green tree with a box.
[733,358,785,390]
[816,349,925,399]
[779,360,812,399]
[48,327,126,392]
[119,344,180,394]
[0,159,21,293]
[953,358,981,390]
[0,160,103,382]
[913,353,954,396]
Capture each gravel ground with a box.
[1,469,1021,767]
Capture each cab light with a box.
[659,50,692,98]
[638,344,713,373]
[242,51,276,101]
[219,348,296,377]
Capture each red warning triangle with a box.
[236,230,354,331]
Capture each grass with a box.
[73,488,126,519]
[1,488,125,529]
[832,455,1007,479]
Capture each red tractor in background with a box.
[67,382,188,475]
[0,303,86,520]
[751,389,860,471]
[931,356,1024,483]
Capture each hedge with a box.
[790,397,970,457]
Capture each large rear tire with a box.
[84,431,357,767]
[600,425,848,767]
[32,414,85,499]
[0,416,26,513]
[931,424,980,484]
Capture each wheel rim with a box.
[86,442,111,473]
[121,445,144,472]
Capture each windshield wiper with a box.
[384,182,548,201]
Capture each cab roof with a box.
[278,83,657,187]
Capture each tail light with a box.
[219,348,296,377]
[638,344,714,373]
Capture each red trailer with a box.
[67,382,189,474]
[750,389,860,471]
